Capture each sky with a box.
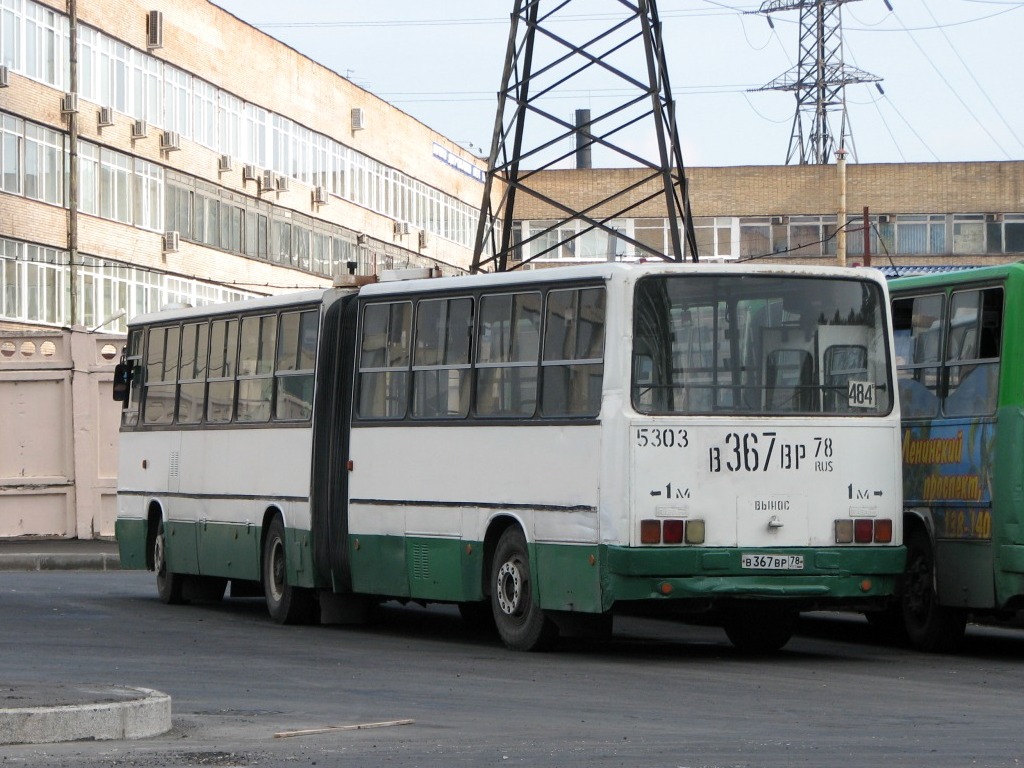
[210,0,1024,168]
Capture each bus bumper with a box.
[603,545,906,609]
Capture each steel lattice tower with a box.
[755,0,881,165]
[470,0,699,273]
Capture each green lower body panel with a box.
[197,522,261,581]
[534,542,603,613]
[350,534,412,598]
[114,517,314,588]
[604,545,906,611]
[115,518,149,570]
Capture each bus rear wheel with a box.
[262,516,316,625]
[722,603,796,654]
[490,527,557,651]
[154,520,186,605]
[902,528,967,653]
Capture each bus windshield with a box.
[632,274,892,416]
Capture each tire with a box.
[902,528,967,653]
[154,520,187,605]
[262,516,316,625]
[722,603,796,654]
[864,605,908,643]
[490,527,558,651]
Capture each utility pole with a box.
[753,0,881,165]
[471,0,699,272]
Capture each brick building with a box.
[513,163,1024,269]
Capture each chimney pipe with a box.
[575,109,592,169]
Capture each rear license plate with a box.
[741,554,804,570]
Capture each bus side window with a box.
[177,321,209,425]
[274,309,318,421]
[541,287,605,417]
[944,287,1002,417]
[357,301,412,420]
[237,314,277,423]
[207,318,239,423]
[892,295,942,419]
[143,325,179,426]
[475,292,541,418]
[412,297,473,419]
[120,329,144,427]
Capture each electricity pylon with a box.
[754,0,881,165]
[471,0,699,273]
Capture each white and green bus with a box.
[114,262,904,652]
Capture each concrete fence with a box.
[0,329,123,539]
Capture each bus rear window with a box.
[631,275,892,416]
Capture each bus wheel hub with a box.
[496,562,522,615]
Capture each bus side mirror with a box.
[112,361,133,403]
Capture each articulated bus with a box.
[889,262,1024,651]
[114,263,904,652]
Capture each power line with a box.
[918,3,1024,154]
[891,7,1013,160]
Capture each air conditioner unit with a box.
[394,221,410,236]
[418,231,429,249]
[770,216,785,226]
[312,186,328,205]
[162,231,180,252]
[0,65,9,88]
[242,164,258,182]
[131,120,148,139]
[98,106,115,127]
[877,215,891,224]
[147,10,164,49]
[986,213,1003,223]
[261,169,275,192]
[218,155,233,173]
[351,107,366,131]
[275,174,289,192]
[60,93,78,115]
[160,130,180,151]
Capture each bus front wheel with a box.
[490,527,557,651]
[154,520,186,605]
[902,528,967,653]
[262,517,316,625]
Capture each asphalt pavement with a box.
[0,537,170,746]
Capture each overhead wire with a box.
[887,8,1013,160]
[918,3,1024,154]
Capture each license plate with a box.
[741,554,804,570]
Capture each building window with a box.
[99,147,131,223]
[133,158,163,232]
[1,113,21,194]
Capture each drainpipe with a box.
[835,148,847,267]
[67,0,79,326]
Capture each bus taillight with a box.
[873,519,893,544]
[662,520,684,544]
[855,519,874,543]
[641,519,661,544]
[835,518,892,544]
[640,519,705,545]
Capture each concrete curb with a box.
[0,553,120,571]
[0,686,171,745]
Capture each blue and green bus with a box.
[890,262,1024,651]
